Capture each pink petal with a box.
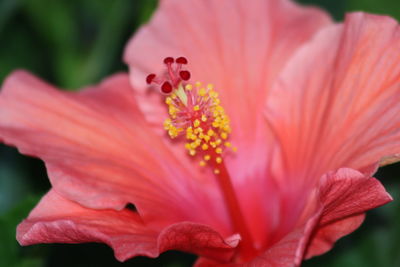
[125,0,332,250]
[249,210,321,267]
[266,13,400,185]
[305,168,393,258]
[18,190,238,262]
[17,190,159,261]
[0,71,229,230]
[305,214,365,259]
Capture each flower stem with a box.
[215,163,257,260]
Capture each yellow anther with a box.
[221,132,228,140]
[199,161,206,167]
[232,147,238,152]
[214,169,220,175]
[169,106,177,115]
[216,157,222,164]
[190,142,198,149]
[185,84,193,90]
[204,155,211,161]
[199,88,207,96]
[194,127,203,135]
[165,97,173,105]
[195,82,202,87]
[207,129,214,136]
[210,91,218,98]
[215,147,223,154]
[185,143,191,150]
[168,128,180,138]
[207,84,214,90]
[189,150,196,156]
[193,119,201,127]
[201,143,209,150]
[225,142,232,147]
[193,105,200,111]
[201,114,207,122]
[215,139,222,145]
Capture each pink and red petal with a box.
[18,190,238,262]
[0,71,229,231]
[305,168,392,258]
[266,13,400,186]
[17,190,159,261]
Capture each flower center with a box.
[146,57,236,174]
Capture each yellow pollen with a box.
[199,88,207,96]
[162,81,235,172]
[193,119,201,127]
[221,132,228,139]
[165,97,173,105]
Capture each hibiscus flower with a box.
[1,0,399,266]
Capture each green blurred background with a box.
[0,0,399,266]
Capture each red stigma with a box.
[176,57,188,64]
[161,81,173,94]
[146,74,156,84]
[179,70,191,81]
[145,57,191,94]
[164,57,174,64]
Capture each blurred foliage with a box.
[0,0,157,89]
[0,0,399,266]
[0,195,44,267]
